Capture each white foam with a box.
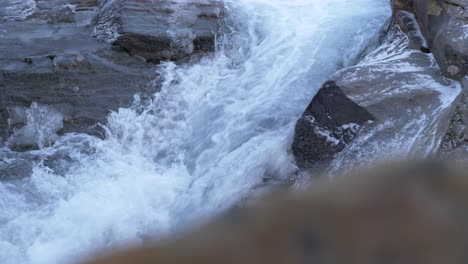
[0,0,36,21]
[0,1,390,263]
[7,103,64,150]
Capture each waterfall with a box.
[0,0,390,263]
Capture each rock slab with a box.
[292,81,375,169]
[0,0,222,150]
[292,11,461,171]
[95,0,222,62]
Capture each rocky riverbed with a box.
[0,0,467,263]
[0,0,221,150]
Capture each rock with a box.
[293,12,461,171]
[292,81,375,169]
[0,0,101,24]
[0,151,35,180]
[394,10,429,51]
[328,16,461,172]
[392,0,414,12]
[393,0,468,80]
[0,109,10,144]
[0,47,158,139]
[438,83,467,159]
[4,103,65,150]
[94,0,222,62]
[81,162,468,264]
[0,128,98,180]
[0,0,223,145]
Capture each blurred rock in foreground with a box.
[82,162,468,264]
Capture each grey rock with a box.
[327,16,461,172]
[438,84,467,159]
[0,44,158,138]
[1,0,222,149]
[94,0,222,62]
[0,0,159,142]
[0,150,35,180]
[292,81,375,169]
[0,158,34,180]
[292,11,463,172]
[293,11,462,173]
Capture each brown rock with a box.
[393,0,468,80]
[81,162,468,264]
[392,0,414,12]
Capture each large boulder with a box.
[393,0,468,80]
[292,81,375,169]
[328,15,461,171]
[94,0,222,62]
[293,11,461,171]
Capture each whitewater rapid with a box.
[0,0,390,263]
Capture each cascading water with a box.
[0,0,390,263]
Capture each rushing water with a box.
[0,0,390,263]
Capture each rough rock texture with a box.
[82,162,468,264]
[95,0,222,62]
[393,0,468,80]
[439,80,468,160]
[328,15,461,171]
[292,81,375,169]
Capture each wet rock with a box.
[0,109,9,144]
[0,0,101,24]
[394,10,429,51]
[94,0,222,62]
[327,17,461,171]
[0,0,222,143]
[82,162,468,264]
[293,12,461,171]
[0,48,157,138]
[0,149,37,180]
[394,0,468,80]
[439,82,467,160]
[292,81,375,169]
[5,103,64,151]
[0,0,160,141]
